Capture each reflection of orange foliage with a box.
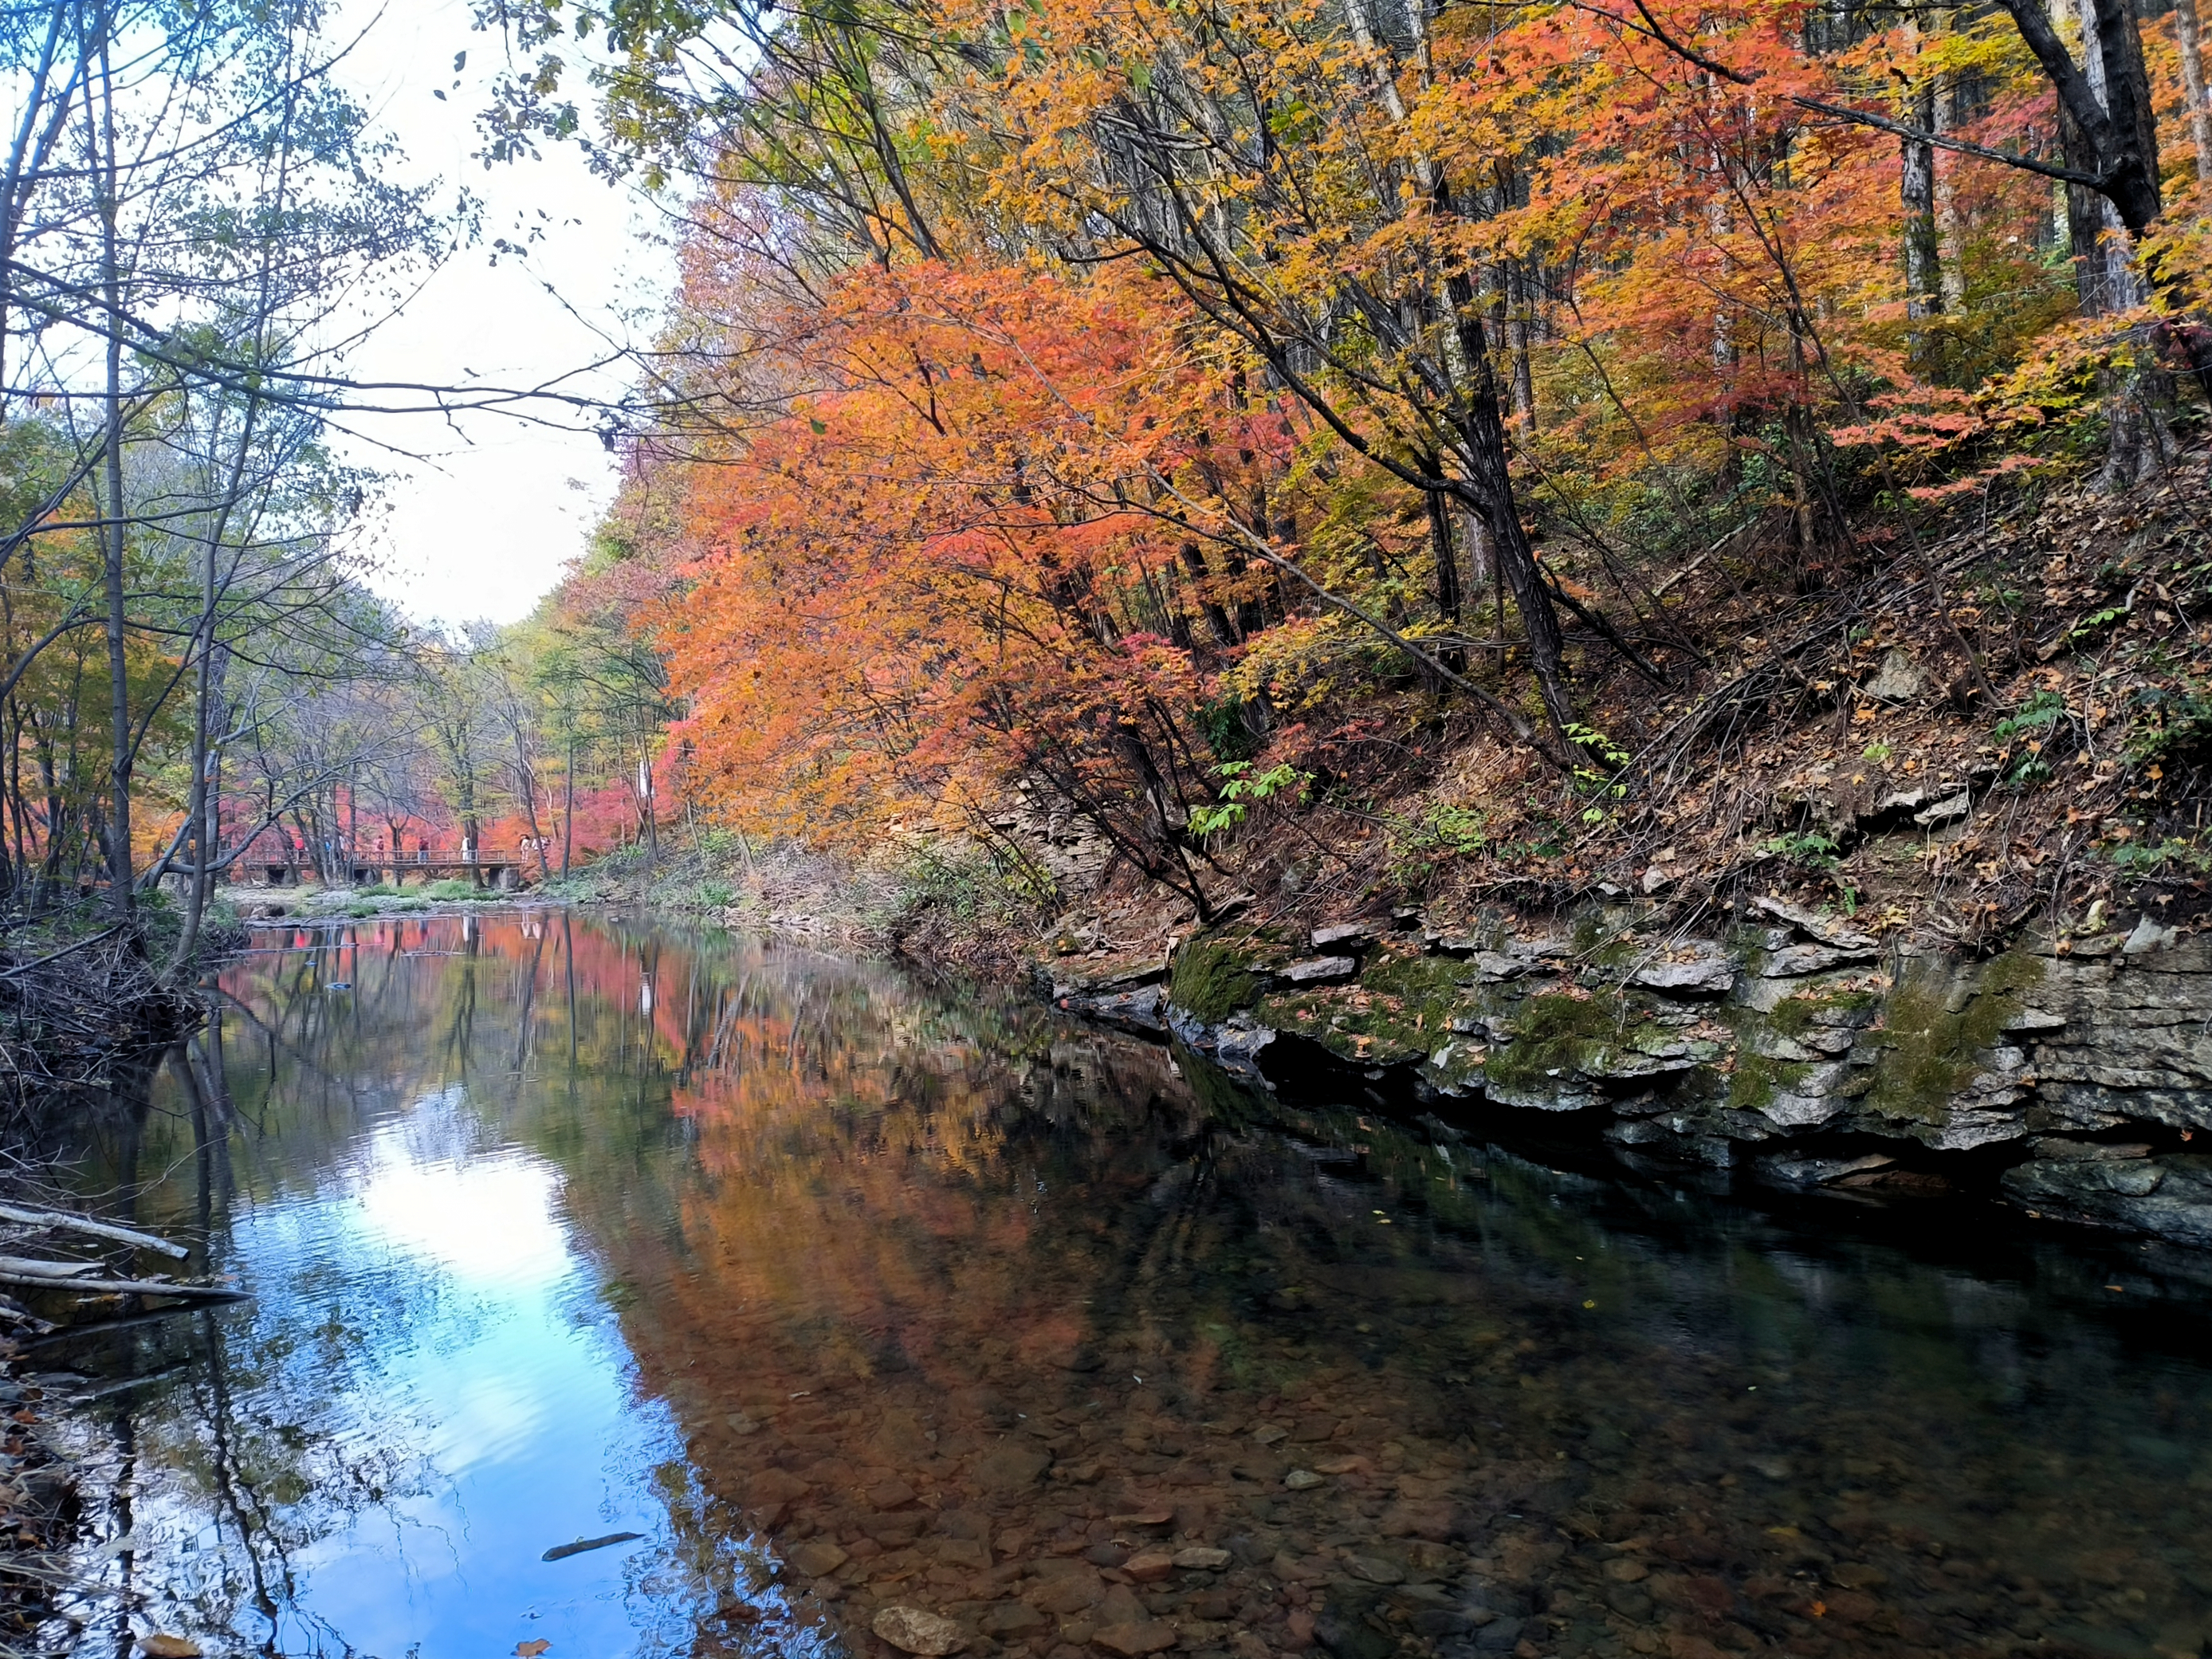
[572,951,1203,1426]
[659,1028,1045,1377]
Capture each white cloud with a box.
[324,0,678,628]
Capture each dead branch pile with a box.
[0,930,202,1118]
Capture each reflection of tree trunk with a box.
[446,939,479,1091]
[512,928,544,1076]
[563,911,578,1090]
[200,1306,285,1628]
[176,1040,214,1244]
[108,1402,137,1643]
[197,1017,234,1215]
[116,1088,143,1221]
[179,1050,287,1631]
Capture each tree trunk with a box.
[1901,72,1943,373]
[1932,79,1967,310]
[1423,467,1465,675]
[2179,0,2212,182]
[2059,0,2169,491]
[1507,262,1537,434]
[1446,387,1572,743]
[1440,194,1574,747]
[518,773,551,883]
[96,32,132,930]
[2063,0,2143,316]
[562,729,575,877]
[1177,541,1240,647]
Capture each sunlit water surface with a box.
[28,912,2212,1659]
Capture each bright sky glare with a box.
[326,0,678,630]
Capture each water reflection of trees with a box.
[531,930,2212,1659]
[47,1037,453,1650]
[29,912,2212,1657]
[41,914,1003,1654]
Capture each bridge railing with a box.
[253,851,536,890]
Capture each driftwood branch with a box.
[0,1298,54,1332]
[0,1256,101,1279]
[0,1263,244,1300]
[0,1204,189,1259]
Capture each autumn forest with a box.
[3,0,2212,1639]
[3,0,2212,1012]
[540,0,2212,938]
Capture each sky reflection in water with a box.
[49,916,741,1657]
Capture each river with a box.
[23,911,2212,1658]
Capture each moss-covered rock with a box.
[1727,1050,1815,1114]
[1766,988,1878,1038]
[1169,938,1269,1024]
[1863,952,2044,1126]
[1256,949,1477,1068]
[1483,992,1625,1095]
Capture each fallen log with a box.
[0,1270,244,1301]
[70,1359,194,1402]
[0,1204,189,1260]
[24,1304,219,1343]
[0,1295,55,1334]
[0,1256,101,1280]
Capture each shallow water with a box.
[28,912,2212,1659]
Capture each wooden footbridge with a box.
[257,852,535,890]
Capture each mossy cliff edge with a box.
[1037,903,2212,1245]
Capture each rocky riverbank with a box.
[1039,899,2212,1245]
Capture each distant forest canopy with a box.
[489,0,2212,917]
[0,0,678,972]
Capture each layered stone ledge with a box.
[1037,905,2212,1244]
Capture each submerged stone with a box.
[970,1443,1050,1489]
[786,1539,848,1576]
[1091,1621,1179,1656]
[871,1605,969,1655]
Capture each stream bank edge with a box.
[1038,905,2212,1247]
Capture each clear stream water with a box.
[25,913,2212,1659]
